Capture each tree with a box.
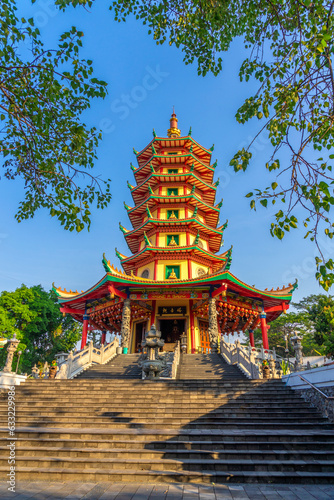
[1,0,111,232]
[252,310,322,357]
[294,293,334,356]
[0,284,81,373]
[59,0,334,288]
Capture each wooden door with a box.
[199,320,211,353]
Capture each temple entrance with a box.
[134,321,147,352]
[159,319,185,351]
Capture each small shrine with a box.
[54,112,297,353]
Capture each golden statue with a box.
[169,211,177,220]
[168,268,177,279]
[168,235,178,246]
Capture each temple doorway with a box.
[199,320,211,353]
[134,321,147,352]
[159,319,185,350]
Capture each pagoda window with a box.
[167,234,179,246]
[141,269,150,279]
[167,210,179,219]
[168,169,178,174]
[167,188,178,196]
[165,265,180,280]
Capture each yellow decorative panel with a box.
[137,261,155,279]
[190,261,208,278]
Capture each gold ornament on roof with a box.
[168,268,178,279]
[167,109,181,138]
[168,235,178,246]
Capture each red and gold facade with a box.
[54,114,297,353]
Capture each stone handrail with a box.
[171,341,181,379]
[220,338,263,379]
[55,339,118,379]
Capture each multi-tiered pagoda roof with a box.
[54,112,296,353]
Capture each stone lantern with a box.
[3,334,19,373]
[140,324,166,379]
[291,332,303,371]
[180,332,187,354]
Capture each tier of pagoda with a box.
[54,112,297,354]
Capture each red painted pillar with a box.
[81,314,89,350]
[248,329,255,348]
[189,300,195,354]
[150,300,156,327]
[260,311,269,350]
[101,330,106,345]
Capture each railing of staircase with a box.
[171,341,181,379]
[295,374,334,400]
[47,339,119,379]
[220,338,274,379]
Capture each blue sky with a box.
[0,0,331,306]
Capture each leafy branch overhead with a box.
[0,0,110,231]
[59,0,334,289]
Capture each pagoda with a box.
[54,112,297,354]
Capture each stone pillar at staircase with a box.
[208,296,218,353]
[121,298,131,354]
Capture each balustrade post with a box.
[88,340,93,364]
[67,350,73,378]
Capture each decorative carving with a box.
[121,298,131,350]
[208,297,218,353]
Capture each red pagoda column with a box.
[248,329,255,348]
[101,330,106,345]
[81,313,89,350]
[189,300,195,354]
[260,311,269,350]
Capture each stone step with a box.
[1,456,333,474]
[1,418,330,429]
[1,465,333,484]
[3,427,333,442]
[7,445,334,461]
[0,400,317,413]
[7,437,334,451]
[1,408,318,417]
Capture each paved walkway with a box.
[1,482,334,500]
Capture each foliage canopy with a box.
[1,0,111,231]
[0,284,81,373]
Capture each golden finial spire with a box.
[167,108,181,138]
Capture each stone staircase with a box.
[76,353,142,379]
[0,353,333,484]
[179,353,245,380]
